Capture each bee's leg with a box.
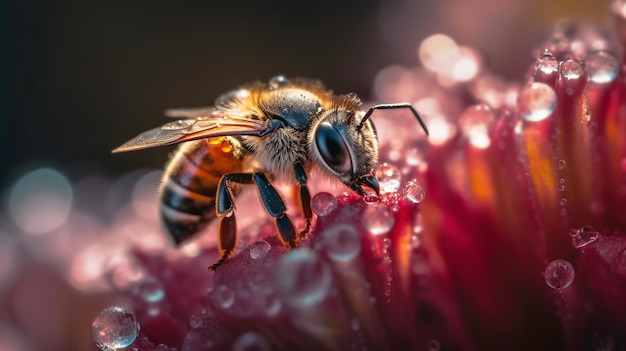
[294,162,312,239]
[252,172,298,248]
[210,173,254,271]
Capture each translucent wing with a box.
[112,109,269,153]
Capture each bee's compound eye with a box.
[315,123,351,173]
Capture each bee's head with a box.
[310,98,380,197]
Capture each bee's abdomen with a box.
[159,138,245,245]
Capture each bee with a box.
[113,75,428,270]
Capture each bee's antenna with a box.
[357,103,429,136]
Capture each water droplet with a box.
[273,250,332,307]
[161,119,194,130]
[189,314,204,328]
[138,275,165,303]
[587,51,619,84]
[518,83,557,122]
[558,159,566,169]
[92,306,139,351]
[560,59,584,80]
[376,163,402,194]
[593,331,615,351]
[543,259,575,289]
[249,240,271,259]
[212,285,235,309]
[458,104,494,149]
[9,168,73,235]
[560,198,568,206]
[569,225,600,248]
[155,344,170,351]
[536,53,559,75]
[404,180,425,203]
[362,204,394,235]
[322,223,361,262]
[311,192,338,216]
[428,340,441,351]
[406,147,424,166]
[232,332,272,351]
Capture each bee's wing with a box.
[164,107,216,118]
[112,109,268,153]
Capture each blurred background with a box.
[2,0,611,188]
[0,0,612,350]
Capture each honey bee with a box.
[113,75,428,270]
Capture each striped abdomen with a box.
[159,137,247,244]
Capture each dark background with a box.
[3,0,610,189]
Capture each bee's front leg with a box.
[294,162,312,239]
[252,173,298,248]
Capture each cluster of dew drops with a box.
[91,161,425,351]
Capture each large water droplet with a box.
[569,225,600,248]
[543,259,575,289]
[404,180,425,203]
[249,240,271,259]
[560,59,584,80]
[536,53,559,75]
[212,285,235,309]
[232,332,272,351]
[138,275,165,303]
[189,314,204,328]
[518,83,557,122]
[311,192,338,216]
[362,204,394,235]
[458,104,494,149]
[322,223,361,262]
[587,51,619,84]
[273,250,332,307]
[376,163,402,194]
[92,306,139,351]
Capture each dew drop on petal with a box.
[536,53,559,75]
[376,163,402,194]
[311,192,338,217]
[322,223,361,262]
[543,259,575,289]
[155,344,170,351]
[518,82,557,122]
[212,285,235,309]
[249,240,271,259]
[92,306,139,351]
[138,275,165,303]
[9,168,73,235]
[362,204,394,235]
[273,249,332,307]
[587,51,619,84]
[232,332,272,351]
[558,159,566,169]
[569,225,600,248]
[428,340,441,351]
[189,314,204,328]
[404,180,425,203]
[560,59,584,80]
